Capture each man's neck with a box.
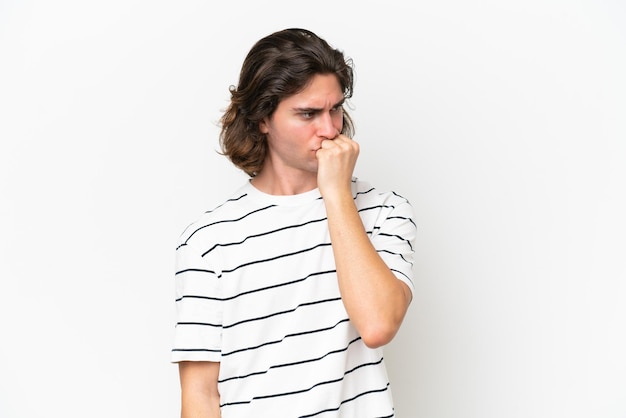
[251,167,318,196]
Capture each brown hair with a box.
[219,28,355,177]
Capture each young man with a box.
[172,28,416,417]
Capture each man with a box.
[172,28,416,417]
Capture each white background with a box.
[1,1,625,417]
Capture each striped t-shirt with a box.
[172,178,416,418]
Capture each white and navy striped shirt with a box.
[172,178,416,418]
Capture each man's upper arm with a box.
[179,361,221,418]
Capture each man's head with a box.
[220,28,355,177]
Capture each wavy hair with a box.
[219,28,355,177]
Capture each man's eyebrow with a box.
[293,99,345,112]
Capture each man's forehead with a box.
[285,76,344,107]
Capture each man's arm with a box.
[316,135,412,348]
[179,361,221,418]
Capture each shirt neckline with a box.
[243,180,322,207]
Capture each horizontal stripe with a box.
[201,217,328,257]
[298,382,391,418]
[221,318,350,357]
[176,269,335,303]
[181,203,276,248]
[220,242,332,274]
[174,267,217,276]
[171,347,220,353]
[221,353,382,406]
[223,297,341,329]
[219,337,364,384]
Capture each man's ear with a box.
[259,118,269,134]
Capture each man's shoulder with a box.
[352,177,410,206]
[177,182,254,246]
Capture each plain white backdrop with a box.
[1,1,625,417]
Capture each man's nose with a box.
[317,112,338,139]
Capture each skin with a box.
[179,361,221,418]
[179,73,411,417]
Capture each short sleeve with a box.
[370,198,417,295]
[171,241,223,362]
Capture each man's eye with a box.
[300,112,314,119]
[330,106,343,114]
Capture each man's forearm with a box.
[324,190,411,348]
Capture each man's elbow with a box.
[359,322,400,348]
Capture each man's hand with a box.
[315,133,359,198]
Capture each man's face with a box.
[259,73,345,176]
